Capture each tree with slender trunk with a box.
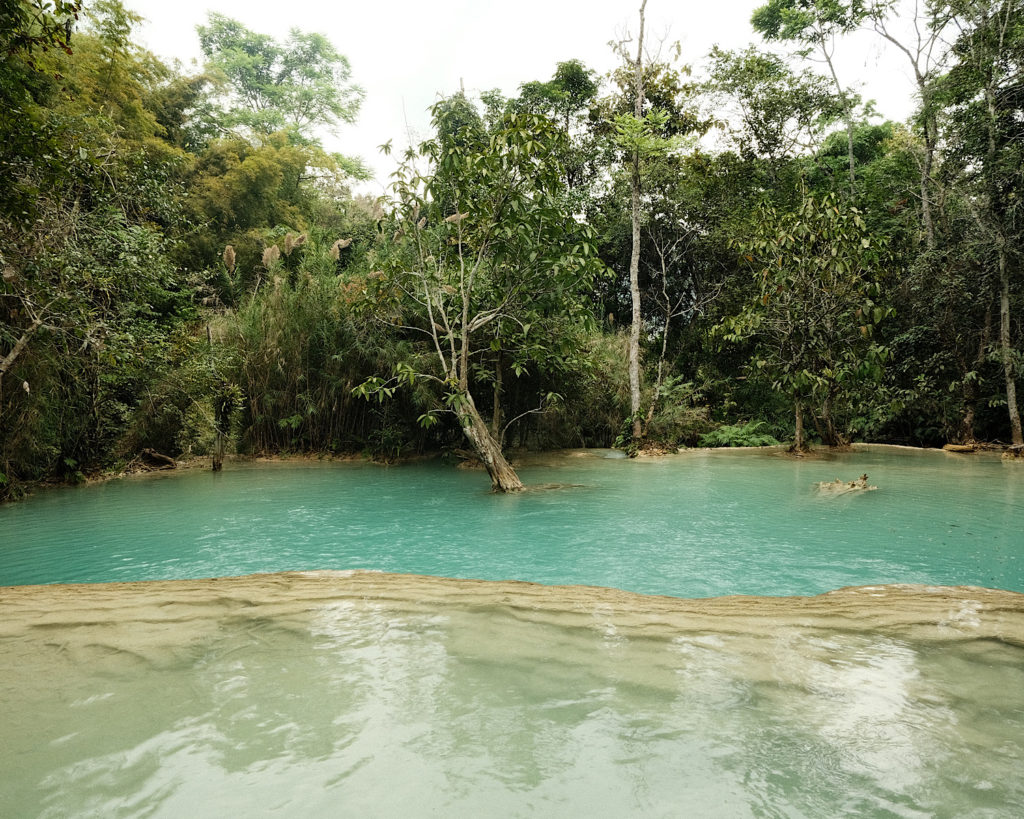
[752,0,868,194]
[627,1,648,441]
[610,1,683,444]
[866,0,954,250]
[356,101,605,491]
[941,0,1023,445]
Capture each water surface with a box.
[2,574,1022,817]
[3,450,1024,816]
[0,447,1021,596]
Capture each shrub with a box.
[698,420,780,448]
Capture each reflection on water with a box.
[2,573,1023,816]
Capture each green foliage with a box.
[721,190,892,445]
[699,420,782,447]
[197,13,364,145]
[706,45,845,160]
[227,244,404,454]
[645,377,712,447]
[752,0,867,44]
[3,0,1024,497]
[1,0,80,64]
[516,59,599,121]
[357,96,607,444]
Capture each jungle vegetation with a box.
[1,0,1022,495]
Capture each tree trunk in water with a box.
[459,392,524,492]
[627,0,648,442]
[212,431,224,472]
[791,400,806,453]
[999,249,1023,445]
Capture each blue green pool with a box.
[1,447,1021,595]
[2,448,1023,817]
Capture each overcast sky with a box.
[124,0,918,193]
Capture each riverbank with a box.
[5,439,1018,504]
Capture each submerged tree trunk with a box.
[458,392,524,493]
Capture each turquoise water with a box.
[1,448,1021,595]
[3,450,1024,816]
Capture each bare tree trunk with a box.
[627,0,648,442]
[792,399,806,453]
[820,45,855,193]
[869,11,947,250]
[921,112,937,250]
[459,392,523,492]
[643,244,675,433]
[983,70,1022,446]
[958,304,991,443]
[643,312,670,433]
[844,113,856,192]
[999,248,1023,445]
[490,352,503,439]
[212,432,225,471]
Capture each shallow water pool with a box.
[0,447,1021,595]
[2,448,1023,816]
[1,575,1023,817]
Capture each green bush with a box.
[698,420,780,448]
[645,378,712,447]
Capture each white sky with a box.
[123,0,919,193]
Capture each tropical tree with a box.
[939,0,1023,445]
[510,59,601,197]
[752,0,868,191]
[356,100,605,491]
[197,13,364,152]
[864,0,955,249]
[705,45,845,165]
[723,191,891,449]
[602,2,708,443]
[1,0,79,64]
[0,0,197,495]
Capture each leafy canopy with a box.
[359,99,606,418]
[197,13,364,141]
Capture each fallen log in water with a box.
[816,474,877,495]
